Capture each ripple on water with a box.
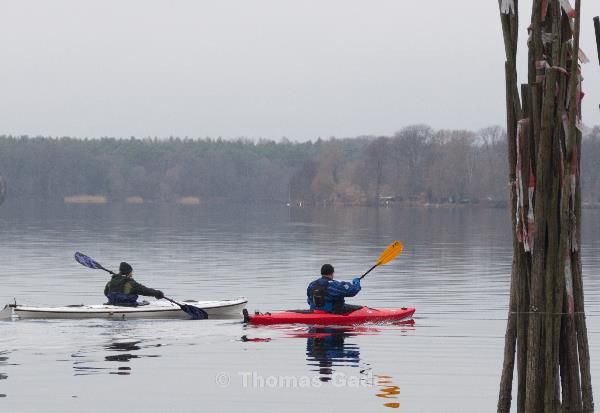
[1,206,600,412]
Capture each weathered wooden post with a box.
[595,16,600,111]
[594,16,600,66]
[497,1,593,412]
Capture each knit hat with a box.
[119,262,133,275]
[321,264,334,276]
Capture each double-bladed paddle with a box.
[359,240,403,280]
[74,252,208,320]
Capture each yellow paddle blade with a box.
[376,240,403,266]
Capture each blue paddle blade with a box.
[179,304,208,320]
[74,252,104,270]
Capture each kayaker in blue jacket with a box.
[104,262,164,306]
[307,264,363,314]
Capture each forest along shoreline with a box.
[1,124,600,208]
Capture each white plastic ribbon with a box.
[542,32,554,45]
[515,119,531,252]
[500,0,515,15]
[559,0,576,18]
[578,48,590,64]
[535,60,550,83]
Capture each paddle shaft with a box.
[358,240,403,280]
[359,264,378,280]
[162,296,208,320]
[163,296,184,307]
[99,267,116,276]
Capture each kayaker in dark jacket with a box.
[104,262,164,306]
[307,264,362,314]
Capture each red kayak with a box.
[243,307,415,326]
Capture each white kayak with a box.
[0,297,247,320]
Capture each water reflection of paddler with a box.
[104,339,161,375]
[105,340,142,362]
[305,327,360,381]
[0,350,9,398]
[72,338,146,376]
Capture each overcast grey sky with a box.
[0,1,598,140]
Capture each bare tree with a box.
[391,125,433,201]
[477,126,508,201]
[366,137,390,204]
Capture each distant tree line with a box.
[1,125,599,206]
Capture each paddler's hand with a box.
[352,278,361,285]
[154,290,164,299]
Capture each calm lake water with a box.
[1,202,599,412]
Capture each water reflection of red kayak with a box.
[285,326,380,339]
[243,306,415,326]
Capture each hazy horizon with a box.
[0,1,599,141]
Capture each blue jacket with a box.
[307,276,361,312]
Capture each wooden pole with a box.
[497,0,593,411]
[496,2,521,410]
[594,17,600,67]
[594,16,600,112]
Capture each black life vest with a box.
[307,277,345,312]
